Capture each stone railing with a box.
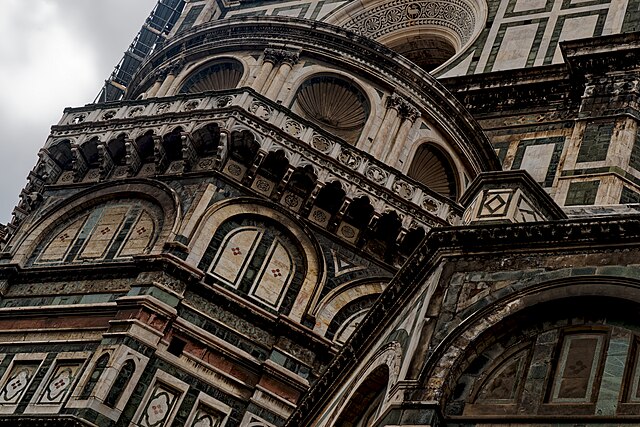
[10,88,463,238]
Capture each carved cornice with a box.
[562,32,640,76]
[385,93,419,120]
[341,0,477,44]
[125,17,500,174]
[48,88,462,230]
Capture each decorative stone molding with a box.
[385,93,405,111]
[460,170,567,225]
[341,0,477,45]
[263,48,299,66]
[289,211,640,425]
[47,89,463,231]
[399,103,419,121]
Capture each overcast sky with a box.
[0,0,158,224]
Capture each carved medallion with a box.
[311,135,333,153]
[393,180,414,200]
[249,101,272,120]
[365,165,388,184]
[338,149,362,169]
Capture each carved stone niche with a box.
[460,170,567,225]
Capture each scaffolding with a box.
[95,0,186,103]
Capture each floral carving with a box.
[156,103,171,114]
[312,135,333,153]
[101,110,117,120]
[183,100,200,111]
[284,120,304,137]
[249,101,272,120]
[343,0,476,44]
[338,149,362,169]
[393,179,414,200]
[365,166,388,184]
[422,197,440,213]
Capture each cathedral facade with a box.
[1,0,640,426]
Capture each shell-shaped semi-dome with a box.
[127,16,500,179]
[179,60,243,94]
[295,76,370,145]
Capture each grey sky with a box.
[0,0,158,224]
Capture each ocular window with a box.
[179,60,243,94]
[293,75,370,145]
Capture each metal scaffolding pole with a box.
[95,0,186,103]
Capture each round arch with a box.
[420,277,640,403]
[173,56,247,95]
[313,280,386,337]
[325,342,402,427]
[9,180,181,266]
[406,141,460,199]
[289,71,374,146]
[183,197,325,323]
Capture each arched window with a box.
[106,134,127,166]
[408,144,458,199]
[198,216,306,312]
[293,75,370,145]
[327,294,380,343]
[33,199,161,265]
[105,359,135,407]
[192,123,221,156]
[134,131,155,163]
[179,59,243,94]
[446,296,640,420]
[80,137,100,169]
[80,353,110,399]
[49,140,74,171]
[229,130,259,166]
[309,181,346,228]
[367,211,402,262]
[335,365,390,427]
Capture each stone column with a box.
[155,62,183,97]
[370,94,403,159]
[146,71,165,98]
[264,50,299,101]
[251,48,279,93]
[384,104,419,163]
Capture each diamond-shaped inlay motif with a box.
[272,268,282,278]
[483,194,508,215]
[231,247,242,256]
[99,227,112,235]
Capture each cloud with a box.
[0,0,157,224]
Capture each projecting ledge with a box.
[460,170,567,225]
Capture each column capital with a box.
[385,93,404,110]
[385,94,419,121]
[264,48,299,66]
[399,103,420,121]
